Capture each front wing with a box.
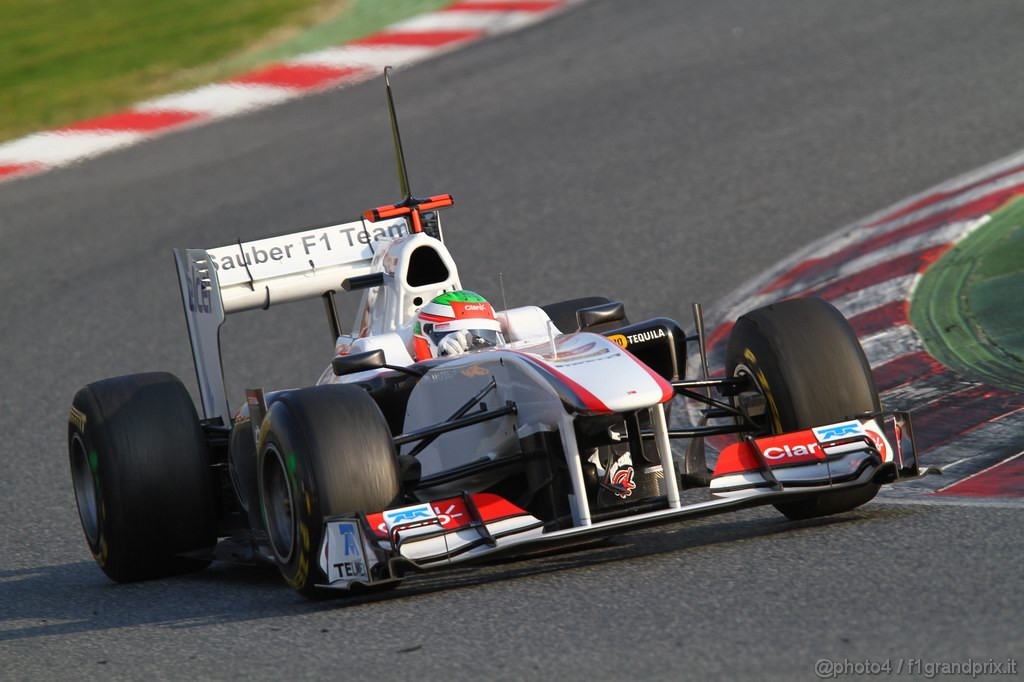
[317,412,927,590]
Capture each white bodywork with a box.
[175,220,681,545]
[174,218,463,423]
[393,334,674,477]
[175,213,910,593]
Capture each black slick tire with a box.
[68,372,216,582]
[725,298,882,520]
[256,384,399,599]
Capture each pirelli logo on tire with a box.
[69,406,87,432]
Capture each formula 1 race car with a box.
[68,71,927,598]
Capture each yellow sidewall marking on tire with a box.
[755,368,782,433]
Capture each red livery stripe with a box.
[713,430,824,477]
[713,441,759,477]
[366,493,530,539]
[417,312,454,323]
[511,350,611,414]
[474,492,529,519]
[622,348,675,403]
[451,301,496,319]
[534,360,611,414]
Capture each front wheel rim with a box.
[732,362,776,433]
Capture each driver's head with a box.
[412,290,504,360]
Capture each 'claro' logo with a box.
[753,430,826,465]
[763,441,820,460]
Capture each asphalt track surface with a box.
[2,1,1023,679]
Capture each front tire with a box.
[256,384,400,598]
[725,298,882,520]
[68,372,216,582]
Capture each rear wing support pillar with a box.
[174,248,231,424]
[171,217,408,424]
[323,290,343,342]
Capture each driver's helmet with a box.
[412,290,504,360]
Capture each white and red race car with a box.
[68,72,928,598]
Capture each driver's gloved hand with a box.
[438,330,473,356]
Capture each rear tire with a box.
[725,298,882,520]
[256,384,400,598]
[68,372,216,582]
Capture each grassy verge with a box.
[910,196,1024,392]
[0,0,450,142]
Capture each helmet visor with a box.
[426,326,504,350]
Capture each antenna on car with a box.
[385,67,412,201]
[362,67,455,237]
[498,272,514,344]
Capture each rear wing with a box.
[174,217,407,423]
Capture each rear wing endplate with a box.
[173,217,406,423]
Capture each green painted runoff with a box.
[910,196,1024,392]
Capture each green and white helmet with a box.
[412,290,504,360]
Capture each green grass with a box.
[0,0,450,142]
[910,196,1024,392]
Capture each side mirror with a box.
[576,301,626,331]
[342,272,385,291]
[332,349,386,376]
